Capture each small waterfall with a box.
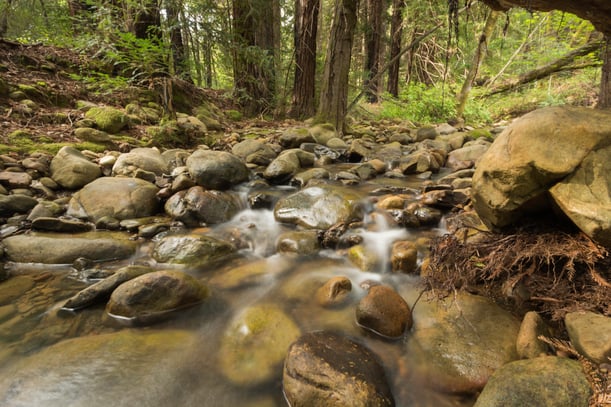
[216,209,283,258]
[358,211,410,273]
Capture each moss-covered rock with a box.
[85,106,129,134]
[226,109,242,121]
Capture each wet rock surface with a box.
[473,356,592,407]
[283,331,395,407]
[106,270,209,324]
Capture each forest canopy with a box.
[0,0,608,127]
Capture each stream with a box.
[0,171,477,407]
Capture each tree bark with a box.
[364,0,384,103]
[232,0,278,116]
[316,0,360,133]
[485,39,603,96]
[0,0,12,38]
[133,0,161,40]
[290,0,320,119]
[599,35,611,109]
[166,1,191,81]
[387,0,405,97]
[455,9,500,119]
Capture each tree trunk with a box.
[364,0,384,103]
[387,0,405,97]
[316,0,360,133]
[455,9,500,119]
[485,39,603,96]
[133,0,161,40]
[599,35,611,109]
[290,0,320,119]
[0,0,12,38]
[232,0,278,116]
[166,1,191,81]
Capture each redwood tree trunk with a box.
[364,0,384,103]
[166,1,190,81]
[600,35,611,109]
[133,0,161,40]
[316,0,360,133]
[232,0,277,116]
[290,0,320,119]
[387,0,405,97]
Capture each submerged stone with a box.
[219,303,301,386]
[283,331,395,407]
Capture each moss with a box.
[467,128,493,140]
[85,106,129,134]
[225,109,242,121]
[17,84,45,101]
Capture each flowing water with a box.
[0,175,475,407]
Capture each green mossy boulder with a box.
[85,106,129,134]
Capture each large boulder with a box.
[283,331,395,406]
[0,329,201,407]
[473,356,591,407]
[164,186,244,226]
[66,177,159,222]
[152,233,236,266]
[186,149,249,190]
[274,185,365,229]
[112,148,169,179]
[471,106,611,244]
[3,232,137,264]
[406,291,520,394]
[50,146,101,189]
[106,270,209,324]
[549,145,611,247]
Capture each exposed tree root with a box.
[425,223,610,321]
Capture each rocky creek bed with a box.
[0,103,609,406]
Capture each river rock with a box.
[186,149,249,190]
[263,149,315,184]
[315,276,352,308]
[164,186,244,226]
[276,230,320,255]
[219,303,301,386]
[3,232,137,263]
[309,123,337,146]
[31,217,94,233]
[280,127,316,148]
[283,331,395,407]
[0,170,32,188]
[106,270,209,323]
[274,185,365,229]
[62,265,154,311]
[66,177,159,222]
[406,291,520,393]
[0,329,201,407]
[471,106,611,236]
[356,284,412,339]
[390,240,418,273]
[152,233,236,266]
[473,356,591,407]
[516,311,552,359]
[446,144,489,171]
[112,147,169,179]
[0,193,38,216]
[549,144,611,247]
[565,311,611,364]
[232,139,277,165]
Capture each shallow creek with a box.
[0,172,476,407]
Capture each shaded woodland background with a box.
[0,0,607,129]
